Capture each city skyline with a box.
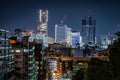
[0,0,120,40]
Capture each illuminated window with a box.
[16,50,20,52]
[10,50,14,52]
[9,40,17,44]
[24,49,29,52]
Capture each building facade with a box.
[55,24,68,43]
[9,36,37,80]
[0,29,14,80]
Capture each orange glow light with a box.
[9,40,17,44]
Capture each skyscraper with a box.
[82,14,96,45]
[55,24,67,43]
[9,36,37,80]
[38,9,48,35]
[38,9,48,47]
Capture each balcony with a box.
[0,55,5,59]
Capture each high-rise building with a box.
[55,24,68,43]
[0,29,14,80]
[82,14,96,45]
[9,36,37,80]
[38,9,48,47]
[38,9,48,35]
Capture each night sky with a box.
[0,0,120,40]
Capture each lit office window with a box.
[16,50,20,52]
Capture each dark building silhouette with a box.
[0,29,14,80]
[82,13,96,45]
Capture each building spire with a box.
[89,9,95,17]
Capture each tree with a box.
[85,32,120,80]
[109,32,120,80]
[85,58,113,80]
[73,69,84,80]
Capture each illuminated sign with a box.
[9,37,17,44]
[72,36,80,45]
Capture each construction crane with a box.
[89,9,95,18]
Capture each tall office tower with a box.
[38,9,48,35]
[82,14,96,45]
[9,36,37,80]
[55,24,68,43]
[0,29,14,80]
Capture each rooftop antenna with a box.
[60,16,66,25]
[89,9,95,17]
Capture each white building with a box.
[55,24,68,43]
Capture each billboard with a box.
[72,36,80,45]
